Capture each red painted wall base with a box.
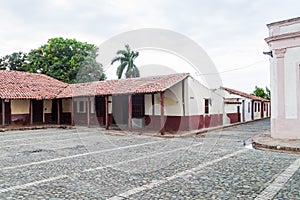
[226,113,240,124]
[145,114,223,132]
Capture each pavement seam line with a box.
[0,141,203,194]
[108,148,249,200]
[0,133,133,149]
[0,175,68,194]
[255,158,300,200]
[82,142,203,172]
[0,129,80,143]
[0,139,166,171]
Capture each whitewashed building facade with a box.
[265,17,300,139]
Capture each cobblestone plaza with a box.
[0,119,299,199]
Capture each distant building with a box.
[219,87,270,125]
[265,17,300,139]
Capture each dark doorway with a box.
[52,99,58,123]
[32,100,43,124]
[4,101,11,125]
[112,95,128,125]
[52,99,62,124]
[251,101,254,120]
[237,106,241,122]
[0,100,11,125]
[95,96,106,125]
[242,100,245,122]
[132,94,145,118]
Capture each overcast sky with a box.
[1,0,300,92]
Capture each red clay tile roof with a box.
[0,70,67,99]
[222,87,270,102]
[57,73,189,98]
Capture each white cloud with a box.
[0,0,300,92]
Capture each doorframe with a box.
[32,100,43,124]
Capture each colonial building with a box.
[0,70,67,126]
[265,17,300,139]
[220,87,270,125]
[0,70,269,133]
[56,73,224,132]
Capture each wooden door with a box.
[33,100,43,124]
[4,101,11,125]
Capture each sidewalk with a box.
[252,133,300,154]
[0,124,73,132]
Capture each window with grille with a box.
[132,94,144,118]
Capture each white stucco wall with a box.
[284,47,300,119]
[186,77,223,116]
[223,103,240,125]
[266,17,300,139]
[270,58,278,119]
[165,82,183,116]
[219,89,253,122]
[144,82,183,116]
[144,77,223,117]
[224,104,238,113]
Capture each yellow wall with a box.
[11,100,30,114]
[62,99,71,112]
[44,100,52,114]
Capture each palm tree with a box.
[111,44,140,79]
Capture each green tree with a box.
[111,44,140,79]
[0,52,28,71]
[252,86,270,100]
[26,37,106,83]
[75,56,106,83]
[265,87,271,100]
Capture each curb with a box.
[252,134,300,154]
[0,125,74,132]
[0,118,269,138]
[252,142,300,154]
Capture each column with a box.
[128,95,132,131]
[275,48,286,119]
[57,99,61,125]
[2,99,5,126]
[105,96,109,130]
[87,97,91,127]
[70,98,74,126]
[160,92,165,134]
[30,100,33,125]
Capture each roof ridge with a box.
[222,86,269,101]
